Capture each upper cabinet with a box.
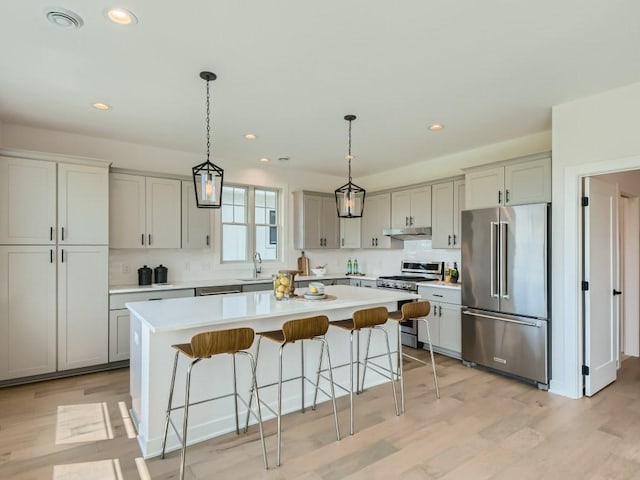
[0,156,108,245]
[0,156,56,245]
[293,191,339,249]
[340,217,361,249]
[110,173,181,249]
[58,163,109,245]
[361,193,401,249]
[465,154,551,209]
[391,186,432,228]
[431,179,465,249]
[181,181,212,249]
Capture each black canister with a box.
[154,264,168,284]
[138,265,152,286]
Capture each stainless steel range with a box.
[377,261,444,348]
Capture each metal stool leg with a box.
[300,340,305,412]
[244,336,262,432]
[244,351,269,469]
[312,339,325,410]
[232,353,239,434]
[161,350,180,459]
[277,344,284,467]
[422,318,440,399]
[361,328,373,388]
[320,337,341,441]
[349,330,355,435]
[180,359,200,480]
[376,326,399,416]
[398,321,405,413]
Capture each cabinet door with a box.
[391,190,411,228]
[321,196,339,248]
[146,177,181,249]
[410,186,431,227]
[431,182,454,249]
[438,303,462,354]
[182,181,212,249]
[452,180,465,248]
[109,309,130,362]
[300,194,322,248]
[340,217,361,248]
[58,245,108,370]
[0,246,56,380]
[362,193,392,248]
[0,156,56,245]
[504,157,551,205]
[58,163,108,245]
[465,166,504,209]
[110,173,146,248]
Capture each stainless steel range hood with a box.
[382,226,432,240]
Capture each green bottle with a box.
[450,262,459,283]
[347,258,353,274]
[353,258,359,274]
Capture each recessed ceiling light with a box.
[429,123,444,131]
[92,102,111,110]
[45,7,84,29]
[105,8,138,25]
[244,133,257,140]
[259,157,270,163]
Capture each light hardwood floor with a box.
[2,352,640,479]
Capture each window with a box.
[221,185,279,262]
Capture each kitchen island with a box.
[127,284,418,458]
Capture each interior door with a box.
[583,176,619,396]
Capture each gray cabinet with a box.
[293,191,339,249]
[181,180,212,249]
[418,285,461,359]
[431,179,465,249]
[391,186,431,228]
[361,193,401,249]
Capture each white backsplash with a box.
[109,239,461,286]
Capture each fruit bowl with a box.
[311,267,327,276]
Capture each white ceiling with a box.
[1,1,640,177]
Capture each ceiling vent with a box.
[45,7,84,29]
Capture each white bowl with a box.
[311,267,327,276]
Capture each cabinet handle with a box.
[375,238,379,246]
[50,249,53,263]
[453,234,457,245]
[410,216,413,226]
[61,249,64,263]
[371,238,375,247]
[141,234,145,246]
[61,227,65,241]
[448,235,451,246]
[50,227,54,241]
[341,238,344,247]
[148,234,152,245]
[405,216,409,226]
[439,305,442,317]
[498,190,502,204]
[505,189,510,203]
[433,293,443,297]
[206,234,210,246]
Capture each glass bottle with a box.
[347,258,353,275]
[353,258,359,274]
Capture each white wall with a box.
[552,81,640,398]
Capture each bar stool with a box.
[246,315,340,466]
[384,300,440,412]
[326,306,399,435]
[160,327,268,480]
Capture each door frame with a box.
[621,194,640,357]
[555,154,640,399]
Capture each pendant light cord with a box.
[206,79,211,162]
[347,117,352,182]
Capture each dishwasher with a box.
[195,285,242,296]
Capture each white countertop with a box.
[126,284,418,333]
[417,281,461,290]
[110,273,379,294]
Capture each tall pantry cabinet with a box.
[0,149,109,381]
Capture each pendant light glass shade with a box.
[193,71,224,208]
[335,115,365,218]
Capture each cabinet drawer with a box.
[109,288,194,309]
[418,286,461,305]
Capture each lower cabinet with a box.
[350,278,377,288]
[108,288,195,362]
[0,246,57,381]
[418,285,462,359]
[58,246,109,370]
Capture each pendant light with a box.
[192,71,224,208]
[335,114,366,218]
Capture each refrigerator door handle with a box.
[500,221,509,299]
[462,309,542,328]
[490,221,499,298]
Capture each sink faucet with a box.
[253,252,262,278]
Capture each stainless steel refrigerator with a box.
[461,203,549,387]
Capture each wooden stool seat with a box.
[161,327,268,479]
